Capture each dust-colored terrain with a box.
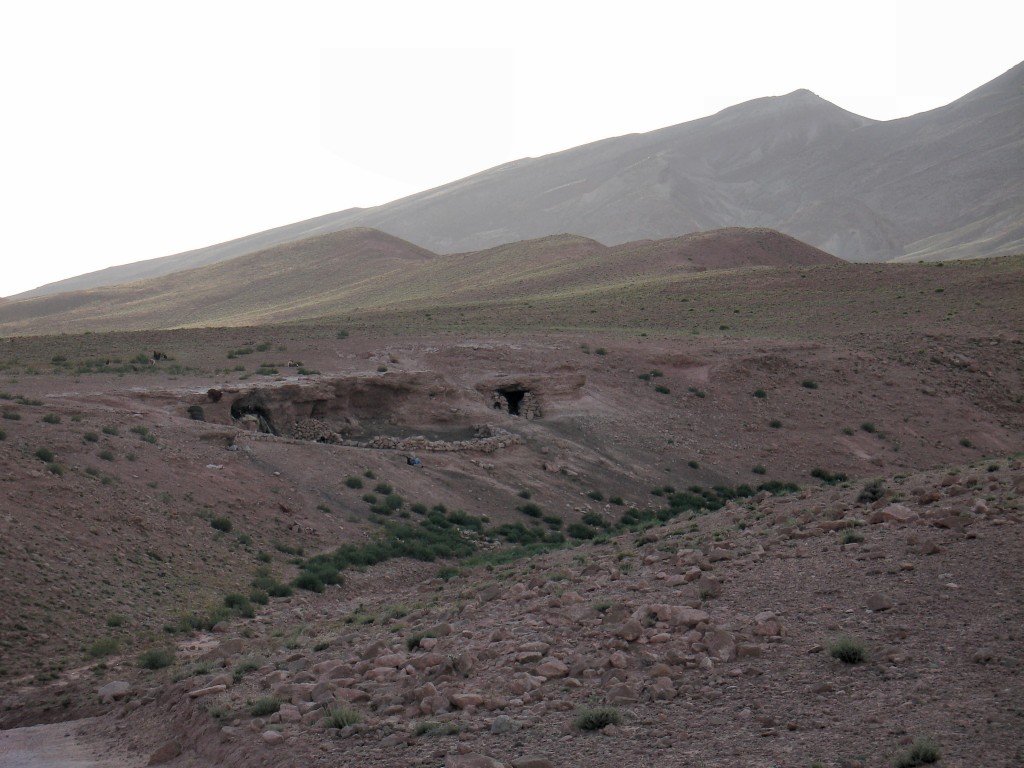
[1,242,1022,767]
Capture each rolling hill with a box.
[0,227,839,335]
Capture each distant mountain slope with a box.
[14,62,1021,299]
[0,227,837,335]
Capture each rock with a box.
[877,503,919,524]
[261,730,285,745]
[535,658,569,678]
[608,650,628,669]
[446,753,505,768]
[511,757,555,768]
[187,684,227,699]
[147,740,182,765]
[866,594,893,612]
[753,611,783,637]
[616,619,643,642]
[704,630,737,662]
[450,692,485,709]
[491,714,518,734]
[98,680,131,704]
[605,682,638,704]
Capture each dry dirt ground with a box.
[1,303,1022,765]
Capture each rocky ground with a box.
[1,303,1021,765]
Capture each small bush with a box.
[753,389,767,398]
[374,482,393,494]
[46,463,63,476]
[106,614,126,627]
[335,329,349,339]
[437,566,461,581]
[34,447,54,462]
[860,422,877,433]
[83,431,99,442]
[224,593,255,617]
[102,425,119,435]
[587,490,604,501]
[324,705,362,728]
[801,379,818,389]
[609,496,624,506]
[752,465,767,475]
[42,413,61,424]
[688,460,700,469]
[98,449,115,461]
[575,706,622,731]
[654,385,671,394]
[2,412,21,420]
[769,419,782,429]
[828,636,867,664]
[893,737,942,767]
[232,656,262,683]
[210,517,232,533]
[594,347,607,356]
[344,476,363,489]
[519,502,543,518]
[294,573,325,593]
[249,697,281,717]
[959,437,973,448]
[811,468,848,485]
[362,492,378,504]
[858,479,886,504]
[0,429,5,440]
[139,648,175,670]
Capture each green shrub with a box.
[753,389,767,398]
[688,460,699,469]
[840,528,864,545]
[810,468,848,485]
[752,465,767,475]
[98,449,115,461]
[374,482,393,494]
[828,636,867,664]
[0,429,5,440]
[654,385,671,394]
[139,648,175,670]
[609,496,624,506]
[324,705,362,728]
[232,656,262,683]
[34,447,54,462]
[2,412,21,420]
[335,329,349,339]
[210,517,232,533]
[385,493,404,510]
[224,593,254,617]
[106,614,126,627]
[587,489,604,501]
[102,425,119,436]
[857,480,885,504]
[860,422,876,433]
[249,589,269,605]
[769,419,782,429]
[87,637,119,658]
[567,522,596,540]
[344,476,363,489]
[294,572,325,592]
[42,413,61,424]
[46,463,63,476]
[575,706,622,731]
[362,492,378,504]
[437,566,461,581]
[83,431,99,442]
[893,737,942,767]
[518,502,543,518]
[249,697,281,717]
[801,380,818,389]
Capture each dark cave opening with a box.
[497,388,526,416]
[230,396,277,434]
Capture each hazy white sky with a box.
[1,1,1021,297]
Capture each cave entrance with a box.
[495,388,527,416]
[230,395,277,435]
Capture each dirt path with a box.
[0,720,141,768]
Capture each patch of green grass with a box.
[575,706,622,731]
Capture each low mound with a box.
[610,227,843,271]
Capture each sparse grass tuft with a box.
[323,705,362,728]
[87,637,119,658]
[893,737,942,767]
[575,705,622,731]
[344,476,363,489]
[828,636,867,664]
[249,696,281,717]
[42,413,61,424]
[210,516,232,533]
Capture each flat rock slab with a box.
[0,719,144,767]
